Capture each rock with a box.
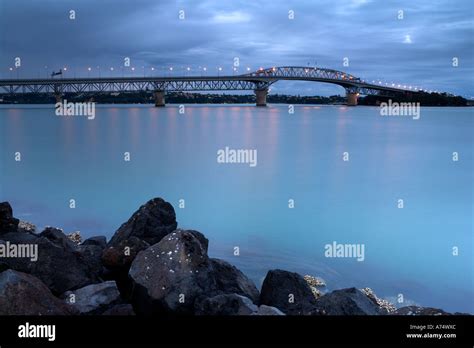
[361,287,396,313]
[209,258,260,303]
[260,269,319,315]
[102,304,135,315]
[78,244,105,279]
[82,236,107,249]
[314,287,385,315]
[0,202,19,234]
[40,227,77,251]
[62,281,121,314]
[393,306,450,316]
[108,197,177,248]
[1,227,101,294]
[253,305,286,316]
[129,229,259,315]
[102,236,150,271]
[67,231,82,245]
[18,221,36,234]
[102,198,177,296]
[195,294,258,315]
[0,270,76,315]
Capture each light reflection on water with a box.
[0,104,472,313]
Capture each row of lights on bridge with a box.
[5,65,439,94]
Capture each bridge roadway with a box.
[0,66,420,106]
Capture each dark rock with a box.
[62,281,121,314]
[78,244,106,279]
[209,258,260,303]
[108,197,177,247]
[260,269,319,315]
[129,229,259,315]
[0,202,19,234]
[0,227,101,294]
[253,305,286,316]
[102,304,135,315]
[393,306,451,316]
[102,236,150,271]
[82,236,107,249]
[40,227,78,251]
[0,269,76,315]
[195,294,258,315]
[314,287,385,315]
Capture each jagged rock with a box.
[195,294,258,315]
[0,202,19,234]
[67,231,82,245]
[82,236,107,249]
[361,287,396,313]
[102,304,135,315]
[253,305,286,316]
[260,269,319,315]
[129,229,259,315]
[314,287,385,315]
[0,270,76,315]
[62,281,121,314]
[393,306,450,316]
[0,227,101,294]
[108,197,177,248]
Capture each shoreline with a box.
[0,198,469,316]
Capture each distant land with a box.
[0,91,470,106]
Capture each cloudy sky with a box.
[0,0,472,96]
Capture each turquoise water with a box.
[0,104,472,313]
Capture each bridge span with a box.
[0,66,423,106]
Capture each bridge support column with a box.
[54,93,62,104]
[154,90,165,107]
[254,88,268,107]
[346,92,358,106]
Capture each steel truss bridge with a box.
[0,66,423,106]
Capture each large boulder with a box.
[102,198,178,296]
[0,227,101,294]
[314,287,385,315]
[0,202,19,234]
[195,294,258,315]
[260,269,319,315]
[129,229,259,315]
[62,281,121,314]
[102,304,135,316]
[108,197,177,248]
[0,270,76,315]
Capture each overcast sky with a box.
[0,0,472,96]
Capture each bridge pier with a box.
[254,88,268,107]
[346,92,358,106]
[154,90,165,107]
[54,93,62,104]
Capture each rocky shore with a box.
[0,198,460,316]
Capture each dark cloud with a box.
[0,0,472,96]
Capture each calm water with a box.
[0,104,472,313]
